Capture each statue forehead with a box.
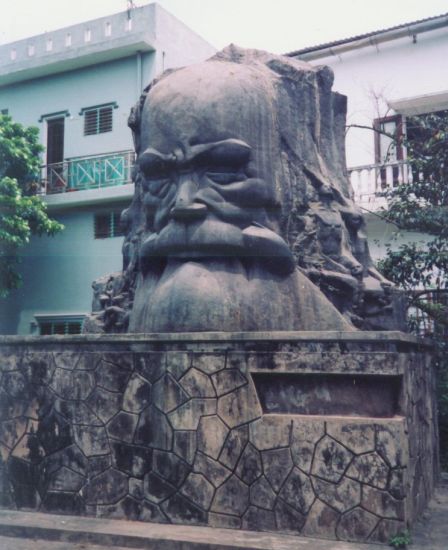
[140,61,276,151]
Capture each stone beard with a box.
[126,55,353,332]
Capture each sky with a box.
[2,0,448,54]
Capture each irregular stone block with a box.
[218,425,248,470]
[129,477,144,500]
[11,433,45,463]
[74,353,100,371]
[162,492,208,524]
[346,452,389,489]
[211,369,247,397]
[174,430,197,464]
[336,507,379,542]
[250,475,277,510]
[152,374,189,414]
[242,506,276,532]
[107,411,138,443]
[236,443,262,484]
[139,500,169,523]
[211,474,249,516]
[135,405,173,450]
[218,382,262,429]
[312,476,361,513]
[326,421,375,454]
[168,399,216,430]
[42,491,84,515]
[262,447,293,492]
[37,410,72,454]
[193,354,225,375]
[362,485,405,519]
[134,353,166,383]
[197,415,229,459]
[95,360,130,392]
[47,466,85,492]
[290,418,324,472]
[143,471,176,503]
[249,415,292,451]
[274,498,305,534]
[55,400,102,426]
[166,352,191,380]
[50,368,95,400]
[208,512,241,529]
[88,455,112,478]
[122,373,151,413]
[87,387,123,424]
[302,499,339,539]
[376,423,406,468]
[193,451,232,488]
[153,450,191,487]
[101,353,134,372]
[311,435,354,483]
[111,442,152,478]
[278,467,315,514]
[38,444,87,478]
[3,371,28,399]
[73,424,109,457]
[388,468,406,500]
[0,417,28,449]
[84,468,128,505]
[181,472,215,510]
[180,368,215,398]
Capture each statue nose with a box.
[170,177,207,221]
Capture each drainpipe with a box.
[136,50,142,99]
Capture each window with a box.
[105,22,112,36]
[84,29,91,42]
[46,38,53,52]
[10,49,16,61]
[36,315,85,335]
[65,33,72,47]
[82,104,115,135]
[1,109,8,115]
[94,211,124,239]
[374,115,403,187]
[374,115,403,164]
[27,44,35,56]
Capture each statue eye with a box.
[206,171,243,184]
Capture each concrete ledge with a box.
[0,510,380,550]
[0,330,431,346]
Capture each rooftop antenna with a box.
[127,1,136,19]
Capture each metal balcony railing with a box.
[348,160,412,207]
[40,150,135,195]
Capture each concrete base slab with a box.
[0,510,380,550]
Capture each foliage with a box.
[389,529,411,548]
[0,114,63,297]
[377,110,448,469]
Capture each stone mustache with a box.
[87,46,402,333]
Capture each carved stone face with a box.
[128,59,353,332]
[137,62,293,275]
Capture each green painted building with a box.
[0,3,215,334]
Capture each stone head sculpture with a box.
[112,46,402,333]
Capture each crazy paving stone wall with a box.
[0,334,437,544]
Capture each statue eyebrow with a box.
[138,148,175,174]
[191,139,251,166]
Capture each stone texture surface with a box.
[0,336,437,545]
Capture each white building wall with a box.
[311,26,448,168]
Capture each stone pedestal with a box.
[0,332,437,544]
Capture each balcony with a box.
[348,160,412,210]
[40,150,135,195]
